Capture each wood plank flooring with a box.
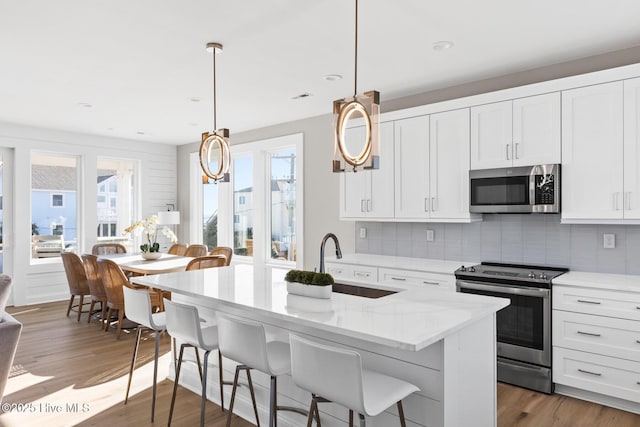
[2,301,640,427]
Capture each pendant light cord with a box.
[212,48,217,130]
[354,0,358,97]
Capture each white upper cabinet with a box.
[340,122,395,219]
[470,93,561,169]
[623,77,640,220]
[429,108,475,220]
[394,110,480,222]
[512,92,561,166]
[394,115,430,219]
[561,81,624,221]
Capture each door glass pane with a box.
[31,153,78,260]
[233,156,253,257]
[203,168,219,249]
[97,158,136,251]
[270,149,296,262]
[0,154,3,272]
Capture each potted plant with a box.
[124,215,178,260]
[285,269,334,299]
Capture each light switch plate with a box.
[603,233,615,249]
[359,227,367,239]
[426,229,435,241]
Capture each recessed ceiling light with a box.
[291,93,312,100]
[188,122,199,127]
[432,41,454,51]
[190,97,201,103]
[107,127,114,131]
[136,131,145,135]
[78,102,93,108]
[323,74,343,82]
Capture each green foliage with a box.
[285,269,334,287]
[140,242,160,253]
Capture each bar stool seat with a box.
[289,334,419,427]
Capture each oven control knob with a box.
[459,265,466,272]
[468,266,476,272]
[539,273,548,280]
[528,271,536,279]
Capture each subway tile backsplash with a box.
[355,215,640,275]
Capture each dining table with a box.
[98,252,194,275]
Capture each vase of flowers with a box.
[124,214,177,259]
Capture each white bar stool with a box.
[216,313,308,427]
[289,334,420,427]
[164,299,226,427]
[122,285,166,422]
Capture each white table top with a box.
[132,264,508,351]
[100,253,193,275]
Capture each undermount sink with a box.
[332,283,397,299]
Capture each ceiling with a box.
[1,0,640,145]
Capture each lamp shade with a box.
[157,210,180,225]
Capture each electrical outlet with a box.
[359,227,367,239]
[603,233,615,249]
[426,229,435,242]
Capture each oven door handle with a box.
[457,280,550,298]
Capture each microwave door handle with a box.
[457,280,550,298]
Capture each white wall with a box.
[0,122,177,306]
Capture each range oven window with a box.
[470,176,529,206]
[459,287,544,351]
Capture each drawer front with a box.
[553,286,640,321]
[553,310,640,361]
[349,265,378,283]
[324,263,351,281]
[553,347,640,403]
[379,268,455,291]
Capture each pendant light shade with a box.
[333,0,380,173]
[199,42,230,183]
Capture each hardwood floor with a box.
[2,301,640,427]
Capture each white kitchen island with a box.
[132,264,508,427]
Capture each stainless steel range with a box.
[455,262,568,394]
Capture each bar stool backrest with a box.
[217,314,271,374]
[163,299,204,347]
[123,286,161,330]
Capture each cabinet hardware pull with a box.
[360,199,366,212]
[637,381,640,385]
[506,144,510,160]
[367,199,372,212]
[423,281,439,285]
[424,198,429,212]
[578,369,602,377]
[625,192,632,211]
[354,272,369,277]
[431,197,436,212]
[391,277,407,281]
[577,299,601,305]
[515,143,520,159]
[577,331,601,337]
[636,340,640,344]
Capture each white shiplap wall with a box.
[0,122,177,306]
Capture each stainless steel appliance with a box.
[455,262,568,394]
[469,164,560,213]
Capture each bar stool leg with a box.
[306,395,317,427]
[397,401,407,427]
[88,300,96,323]
[194,347,204,383]
[218,350,225,411]
[270,375,277,427]
[246,368,260,427]
[168,344,186,427]
[200,350,211,427]
[125,326,143,404]
[77,295,84,321]
[66,295,74,317]
[151,330,161,422]
[349,410,354,427]
[358,413,366,427]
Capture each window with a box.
[51,194,64,207]
[233,156,254,257]
[31,153,78,259]
[96,158,137,245]
[239,195,246,205]
[270,149,296,262]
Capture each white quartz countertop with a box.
[325,254,475,275]
[132,264,508,352]
[554,271,640,293]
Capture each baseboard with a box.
[554,384,640,414]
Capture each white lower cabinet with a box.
[323,262,378,284]
[553,285,640,406]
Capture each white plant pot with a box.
[141,251,162,260]
[286,281,332,299]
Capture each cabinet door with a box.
[512,92,561,167]
[624,77,640,219]
[340,126,369,218]
[561,82,624,221]
[470,100,513,169]
[394,115,430,219]
[429,108,472,220]
[368,121,395,218]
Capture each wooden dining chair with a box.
[81,254,108,325]
[184,244,207,258]
[168,243,187,256]
[61,252,91,321]
[97,259,161,338]
[92,243,127,255]
[185,255,227,271]
[209,246,232,266]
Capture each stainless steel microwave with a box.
[469,164,560,213]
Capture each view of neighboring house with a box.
[96,174,118,238]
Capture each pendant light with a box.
[333,0,380,173]
[199,42,230,183]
